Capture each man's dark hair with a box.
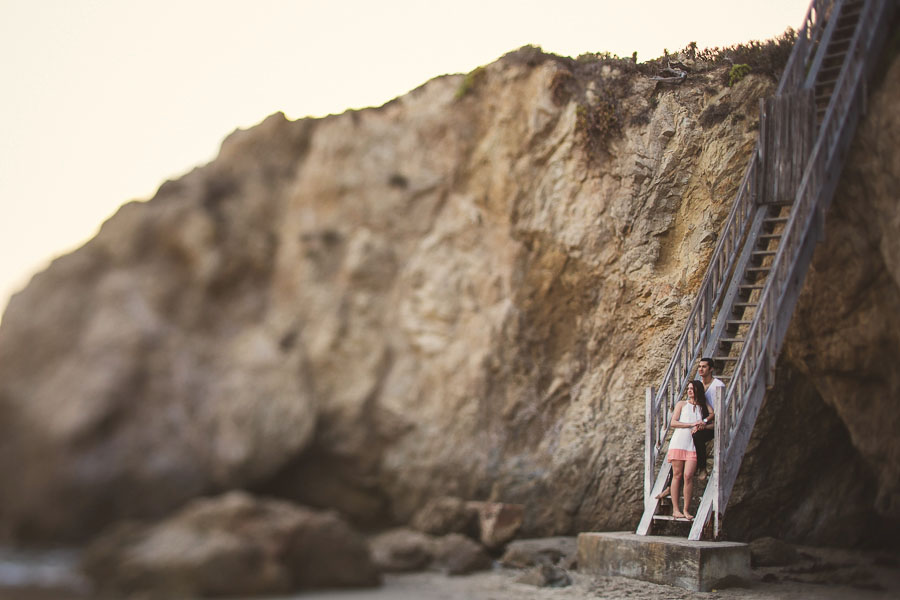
[700,357,717,372]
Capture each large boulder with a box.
[0,114,319,542]
[81,491,380,597]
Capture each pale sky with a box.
[0,0,811,317]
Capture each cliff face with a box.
[0,47,897,546]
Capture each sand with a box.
[2,543,898,599]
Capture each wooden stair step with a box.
[711,356,738,362]
[734,302,758,308]
[831,28,855,41]
[719,338,746,343]
[651,515,693,522]
[759,233,783,240]
[763,216,789,223]
[738,284,765,290]
[839,7,863,19]
[751,250,777,256]
[746,266,771,272]
[819,65,842,78]
[726,319,753,325]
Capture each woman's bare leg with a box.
[670,461,685,518]
[683,459,698,519]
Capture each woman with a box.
[666,379,713,520]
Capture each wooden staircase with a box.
[637,0,897,541]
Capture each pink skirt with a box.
[667,449,697,462]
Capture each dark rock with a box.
[431,534,492,575]
[369,528,434,572]
[749,537,800,567]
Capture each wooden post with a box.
[645,386,656,506]
[714,384,724,538]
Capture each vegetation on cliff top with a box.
[463,29,797,158]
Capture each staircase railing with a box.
[778,0,838,94]
[687,0,894,540]
[641,0,839,509]
[643,157,758,501]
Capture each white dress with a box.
[667,402,703,462]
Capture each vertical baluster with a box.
[645,386,656,505]
[714,384,724,538]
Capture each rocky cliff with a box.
[0,46,897,548]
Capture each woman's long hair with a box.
[688,379,709,420]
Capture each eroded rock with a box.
[369,528,435,573]
[81,491,380,597]
[431,534,492,575]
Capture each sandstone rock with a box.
[81,491,379,597]
[749,537,800,567]
[410,497,477,537]
[368,528,435,573]
[0,45,897,550]
[0,114,320,542]
[430,534,492,575]
[500,537,577,569]
[467,501,524,549]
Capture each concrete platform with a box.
[577,532,750,592]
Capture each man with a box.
[697,357,725,411]
[693,357,724,476]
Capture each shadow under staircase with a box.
[636,0,898,541]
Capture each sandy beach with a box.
[6,542,896,600]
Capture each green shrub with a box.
[693,29,797,81]
[576,98,621,155]
[728,64,752,86]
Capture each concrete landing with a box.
[577,532,750,592]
